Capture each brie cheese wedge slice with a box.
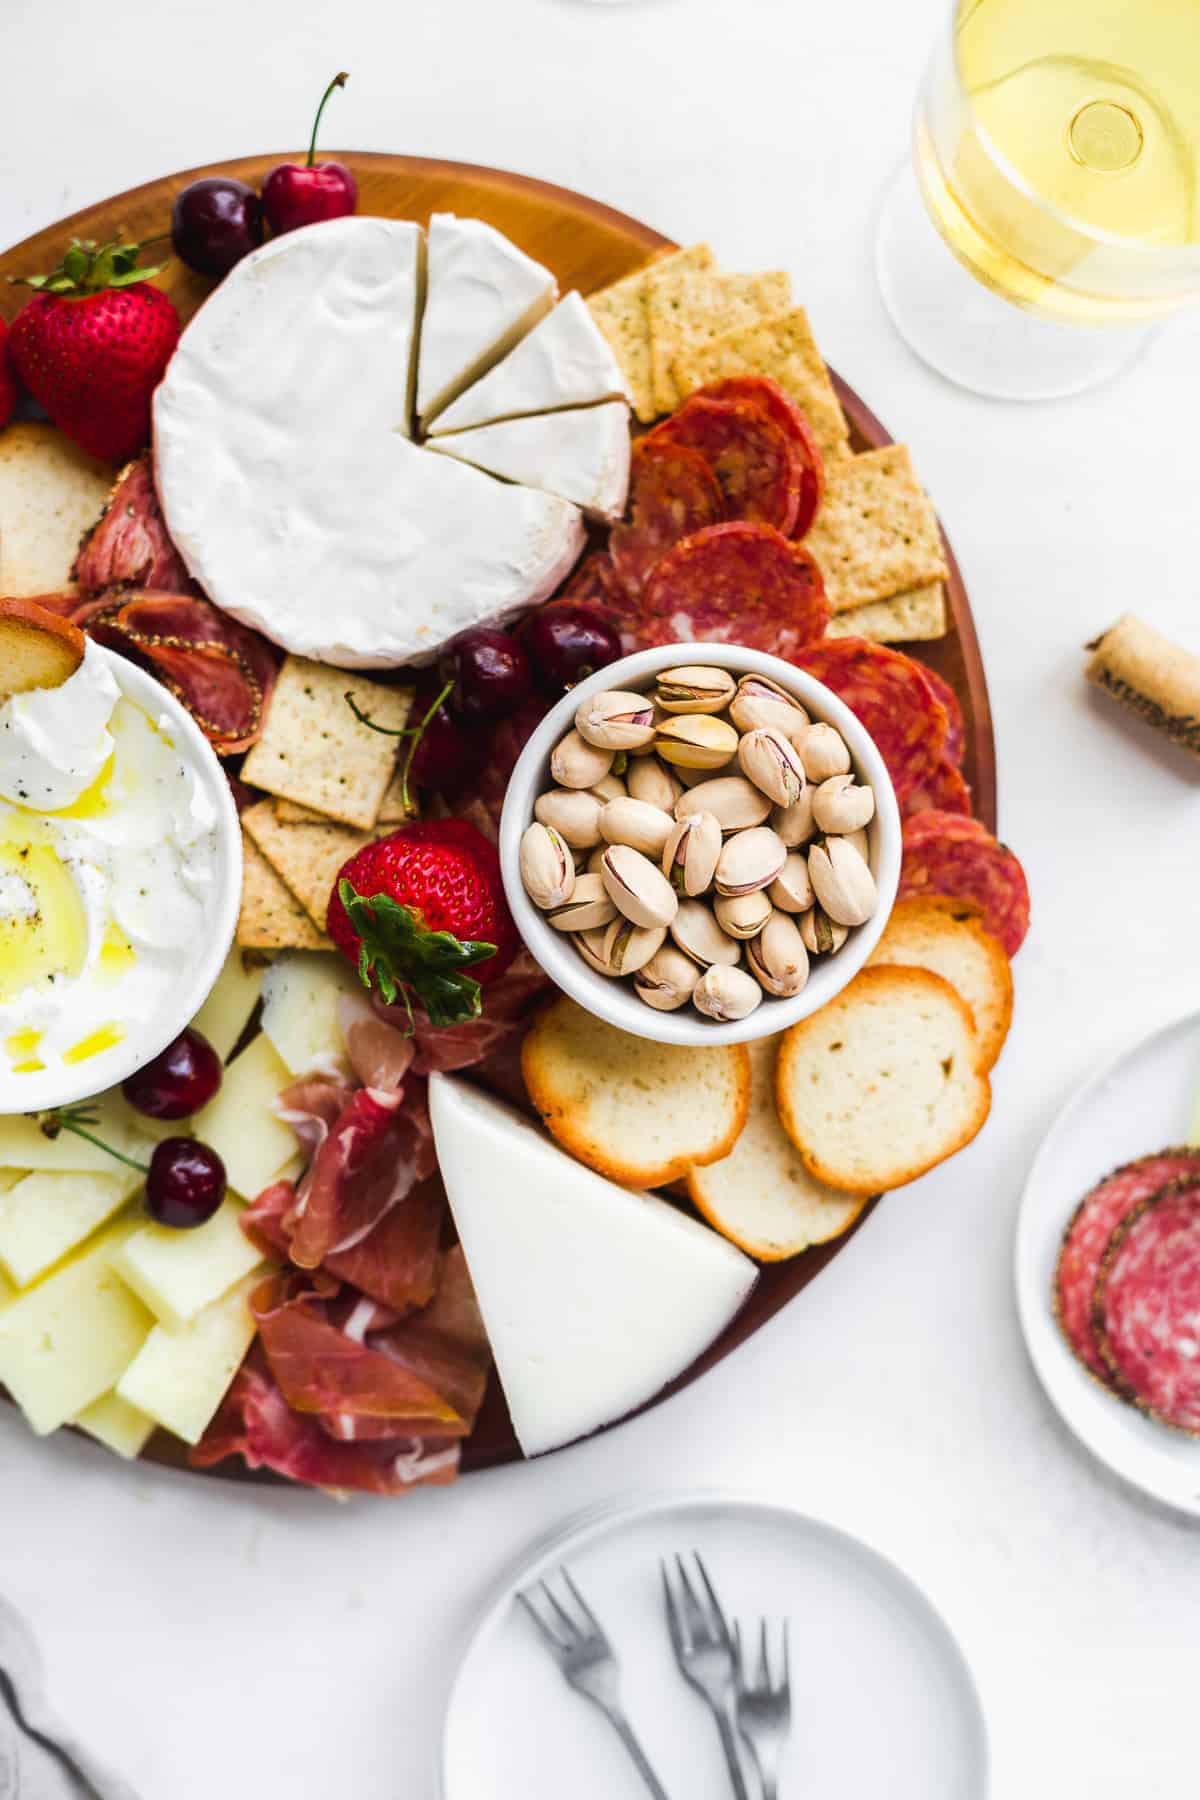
[431,291,629,434]
[430,400,632,521]
[417,214,557,426]
[429,1075,757,1457]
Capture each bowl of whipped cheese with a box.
[0,621,241,1115]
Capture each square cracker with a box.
[649,269,791,416]
[241,801,375,931]
[240,658,413,829]
[673,305,851,462]
[237,835,331,951]
[825,584,947,644]
[275,761,415,826]
[803,446,948,614]
[587,244,714,423]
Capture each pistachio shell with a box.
[798,906,849,955]
[794,721,851,783]
[575,926,621,977]
[714,826,788,897]
[670,899,742,968]
[771,789,816,848]
[675,776,771,832]
[737,727,807,808]
[599,796,675,858]
[661,811,722,897]
[747,911,810,996]
[601,917,667,976]
[655,713,740,771]
[693,964,763,1022]
[575,690,657,752]
[842,827,870,863]
[713,890,773,940]
[534,786,604,848]
[546,872,618,933]
[654,665,738,715]
[729,674,809,737]
[550,729,615,790]
[807,835,878,927]
[590,771,627,803]
[627,756,684,811]
[768,851,814,915]
[634,945,702,1011]
[674,758,735,788]
[519,822,575,910]
[812,773,875,835]
[600,843,679,930]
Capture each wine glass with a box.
[876,0,1200,399]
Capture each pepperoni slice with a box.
[609,439,725,594]
[688,375,825,537]
[641,522,829,657]
[648,398,801,535]
[915,663,966,768]
[550,552,658,656]
[1095,1180,1200,1432]
[788,637,950,805]
[898,812,1030,955]
[902,757,972,819]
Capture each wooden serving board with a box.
[0,155,995,1484]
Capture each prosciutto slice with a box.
[379,947,552,1077]
[72,453,196,595]
[243,1174,444,1314]
[283,1082,437,1270]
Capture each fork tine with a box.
[692,1550,734,1651]
[673,1553,708,1647]
[516,1587,569,1655]
[780,1620,791,1698]
[758,1617,770,1692]
[732,1618,745,1691]
[538,1577,581,1643]
[560,1565,604,1642]
[660,1559,685,1654]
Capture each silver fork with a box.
[660,1552,752,1800]
[734,1618,792,1800]
[517,1567,672,1800]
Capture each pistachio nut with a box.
[627,755,684,812]
[634,945,702,1012]
[798,905,849,955]
[599,796,675,859]
[654,665,738,715]
[675,758,734,788]
[534,786,604,848]
[655,713,740,771]
[747,911,810,997]
[713,890,773,940]
[546,872,618,933]
[737,727,807,808]
[768,851,814,915]
[670,899,742,968]
[600,843,679,930]
[586,845,609,877]
[575,926,621,977]
[729,674,809,737]
[771,788,816,849]
[572,847,590,873]
[661,811,722,897]
[601,916,667,976]
[794,721,851,783]
[589,771,627,803]
[519,822,575,911]
[842,827,870,863]
[675,775,771,832]
[693,964,763,1023]
[574,690,657,752]
[807,835,878,927]
[715,825,788,897]
[812,773,875,835]
[550,729,615,791]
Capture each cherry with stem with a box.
[39,1105,226,1229]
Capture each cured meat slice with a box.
[1055,1151,1200,1384]
[284,1081,437,1270]
[609,439,725,594]
[899,811,1030,955]
[72,453,196,595]
[915,663,966,768]
[648,398,801,534]
[686,375,825,537]
[1095,1180,1200,1432]
[902,757,972,819]
[788,637,950,804]
[242,1173,445,1314]
[642,522,829,657]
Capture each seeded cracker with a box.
[587,244,714,423]
[672,306,852,463]
[241,801,375,931]
[826,584,947,645]
[649,270,792,416]
[802,446,948,613]
[238,835,331,951]
[241,656,413,829]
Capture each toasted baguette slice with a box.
[521,996,750,1187]
[687,1037,865,1258]
[0,422,113,597]
[775,966,990,1194]
[866,897,1012,1071]
[0,596,86,698]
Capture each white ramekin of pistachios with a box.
[499,642,902,1047]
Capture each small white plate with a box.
[441,1492,988,1800]
[1015,1008,1200,1516]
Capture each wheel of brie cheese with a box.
[153,214,631,669]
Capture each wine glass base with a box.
[875,162,1155,401]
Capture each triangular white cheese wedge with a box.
[429,1075,757,1457]
[429,401,631,521]
[417,215,557,426]
[431,292,629,433]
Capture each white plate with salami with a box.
[1015,1009,1200,1516]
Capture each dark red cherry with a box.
[262,73,358,236]
[172,177,263,277]
[144,1139,226,1229]
[408,688,472,790]
[440,628,533,724]
[122,1028,222,1120]
[524,605,622,691]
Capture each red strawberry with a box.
[328,819,518,1028]
[9,237,180,462]
[0,317,17,429]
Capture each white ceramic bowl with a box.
[499,642,901,1047]
[0,648,242,1115]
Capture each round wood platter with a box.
[0,154,995,1485]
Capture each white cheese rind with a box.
[428,1075,757,1458]
[417,214,557,425]
[430,402,632,521]
[431,291,629,433]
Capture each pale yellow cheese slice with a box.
[74,1390,156,1460]
[118,1273,261,1446]
[191,1033,298,1200]
[190,948,265,1062]
[111,1195,264,1331]
[0,1167,142,1288]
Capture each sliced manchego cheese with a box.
[0,1166,143,1288]
[0,1089,166,1174]
[190,947,265,1061]
[117,1272,261,1446]
[73,1389,156,1460]
[191,1032,298,1200]
[110,1195,263,1331]
[260,950,359,1077]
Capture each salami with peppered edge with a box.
[610,438,725,596]
[903,758,972,820]
[899,811,1030,955]
[686,375,826,538]
[648,397,802,535]
[1094,1179,1200,1434]
[788,637,950,806]
[641,521,829,657]
[916,663,966,768]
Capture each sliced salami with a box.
[641,522,829,656]
[687,376,825,538]
[902,757,972,819]
[648,398,802,535]
[609,439,725,595]
[899,811,1030,955]
[915,664,966,768]
[788,638,950,805]
[1055,1151,1200,1384]
[551,552,649,656]
[1095,1179,1200,1433]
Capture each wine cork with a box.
[1085,613,1200,758]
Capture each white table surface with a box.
[5,2,1200,1796]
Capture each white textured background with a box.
[4,1,1200,1795]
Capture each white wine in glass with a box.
[877,0,1200,398]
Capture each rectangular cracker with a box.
[241,801,374,931]
[649,269,791,416]
[240,658,413,829]
[237,836,331,951]
[825,584,947,644]
[803,445,948,614]
[587,243,714,423]
[275,763,414,825]
[673,305,851,462]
